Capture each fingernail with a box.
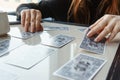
[87,33,90,37]
[94,38,99,42]
[87,32,92,37]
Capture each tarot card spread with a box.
[80,29,106,54]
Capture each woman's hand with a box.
[87,14,120,42]
[21,9,43,33]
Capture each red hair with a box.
[96,0,120,18]
[68,0,120,24]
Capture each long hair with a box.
[68,0,120,24]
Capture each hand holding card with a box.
[80,29,106,54]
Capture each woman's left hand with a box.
[87,14,120,42]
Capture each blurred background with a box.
[0,0,41,12]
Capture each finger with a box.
[21,10,26,27]
[87,18,107,37]
[95,17,116,41]
[30,9,36,33]
[108,23,120,42]
[24,10,31,32]
[96,29,103,34]
[94,23,114,42]
[35,10,43,31]
[87,15,114,38]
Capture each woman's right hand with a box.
[87,14,120,42]
[21,9,43,33]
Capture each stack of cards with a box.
[80,29,106,54]
[41,34,75,48]
[54,54,106,80]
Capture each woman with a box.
[16,0,120,42]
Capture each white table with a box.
[0,21,119,80]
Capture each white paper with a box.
[0,69,17,80]
[5,45,56,69]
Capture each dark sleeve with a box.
[16,0,72,21]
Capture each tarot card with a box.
[8,27,40,39]
[54,53,106,80]
[41,34,75,48]
[0,35,23,56]
[0,39,10,56]
[13,31,37,40]
[80,29,106,54]
[44,26,69,31]
[20,32,36,39]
